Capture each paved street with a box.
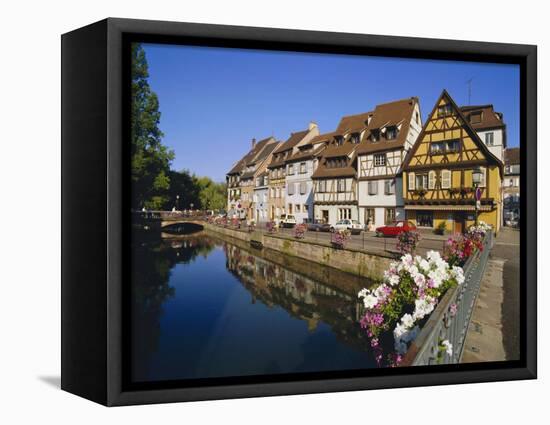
[238,223,449,257]
[462,227,520,362]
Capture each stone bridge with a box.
[133,211,206,232]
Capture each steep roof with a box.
[272,130,309,154]
[355,97,419,155]
[336,111,372,134]
[227,137,275,175]
[504,147,520,165]
[460,105,505,131]
[311,165,356,179]
[402,89,504,175]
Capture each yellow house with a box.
[402,90,503,234]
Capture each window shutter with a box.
[441,170,451,189]
[428,171,436,189]
[300,181,307,194]
[408,172,415,191]
[479,167,487,187]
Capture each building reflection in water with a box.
[130,231,378,383]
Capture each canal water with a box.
[131,231,378,383]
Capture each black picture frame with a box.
[61,17,537,406]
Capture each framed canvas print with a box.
[61,18,537,406]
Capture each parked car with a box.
[279,214,297,228]
[375,220,417,237]
[304,218,331,232]
[331,219,363,235]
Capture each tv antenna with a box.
[466,77,474,105]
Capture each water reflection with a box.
[131,231,377,383]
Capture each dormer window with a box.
[470,112,482,124]
[351,133,360,144]
[386,126,398,140]
[370,129,380,142]
[335,136,344,146]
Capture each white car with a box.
[279,214,297,228]
[332,219,363,235]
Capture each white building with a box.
[356,97,422,228]
[285,132,327,224]
[312,113,372,226]
[460,105,506,163]
[253,172,270,223]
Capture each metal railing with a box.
[401,231,494,366]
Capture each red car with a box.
[375,220,417,237]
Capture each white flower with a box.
[388,274,400,287]
[414,273,426,288]
[441,339,453,356]
[418,259,430,273]
[401,313,414,329]
[393,322,407,339]
[358,288,369,299]
[413,296,436,320]
[451,266,465,285]
[363,294,378,309]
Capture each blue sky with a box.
[142,43,520,182]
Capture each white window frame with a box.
[374,153,386,167]
[441,169,451,189]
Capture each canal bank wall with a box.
[203,223,393,281]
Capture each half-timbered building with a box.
[311,113,371,225]
[267,123,319,221]
[401,90,503,233]
[355,97,422,228]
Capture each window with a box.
[430,142,445,154]
[415,111,420,125]
[485,132,494,146]
[288,183,295,195]
[384,180,395,195]
[408,172,415,190]
[428,171,436,189]
[318,180,326,193]
[470,112,482,124]
[438,104,453,117]
[368,181,378,195]
[374,153,386,166]
[416,174,428,190]
[288,204,293,214]
[288,164,294,175]
[441,169,451,189]
[300,181,307,194]
[256,177,261,187]
[337,179,346,192]
[351,133,360,144]
[478,167,486,188]
[417,211,433,227]
[338,208,351,220]
[300,162,306,174]
[335,136,344,146]
[430,139,459,154]
[295,204,301,213]
[370,129,380,142]
[509,179,514,187]
[276,187,280,198]
[385,208,396,225]
[303,204,309,212]
[447,139,460,152]
[365,208,375,225]
[386,126,397,140]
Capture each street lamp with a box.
[472,166,483,226]
[176,195,180,211]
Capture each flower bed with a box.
[357,220,492,366]
[396,230,421,255]
[293,223,306,239]
[266,220,277,234]
[331,229,350,249]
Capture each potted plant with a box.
[434,221,447,235]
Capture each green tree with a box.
[131,43,174,209]
[164,169,201,210]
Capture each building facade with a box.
[503,147,520,225]
[226,137,277,219]
[267,123,319,221]
[356,98,422,228]
[402,90,503,233]
[460,104,506,163]
[312,112,373,226]
[253,172,270,223]
[284,128,327,224]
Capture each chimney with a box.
[251,138,256,148]
[308,121,318,131]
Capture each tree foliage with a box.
[131,43,174,209]
[164,170,227,211]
